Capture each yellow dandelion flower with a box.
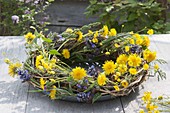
[105,51,110,55]
[121,80,128,88]
[116,72,121,76]
[157,95,163,100]
[143,50,156,62]
[40,78,46,90]
[24,32,36,44]
[102,60,116,75]
[88,30,93,35]
[113,86,120,91]
[129,68,137,75]
[65,28,73,33]
[114,74,119,81]
[102,25,109,37]
[143,64,149,70]
[35,55,43,68]
[48,71,55,75]
[100,43,103,46]
[114,43,120,48]
[154,64,159,70]
[92,37,98,44]
[128,54,141,67]
[4,58,10,64]
[38,66,44,71]
[62,49,70,59]
[8,63,22,77]
[136,38,143,45]
[146,103,150,110]
[139,109,145,113]
[125,46,130,52]
[142,91,152,102]
[94,31,98,39]
[129,31,134,34]
[116,54,128,65]
[41,59,51,70]
[50,58,57,64]
[70,67,87,80]
[142,36,150,47]
[109,28,117,36]
[76,31,83,42]
[133,34,141,39]
[118,64,127,74]
[97,73,107,86]
[50,85,57,100]
[130,38,135,44]
[149,104,157,111]
[50,79,56,83]
[147,29,154,35]
[117,78,121,82]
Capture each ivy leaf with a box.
[92,92,102,103]
[49,49,61,55]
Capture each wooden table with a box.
[0,35,170,113]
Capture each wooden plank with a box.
[121,35,170,113]
[45,0,96,26]
[44,0,97,33]
[93,97,124,113]
[26,85,123,113]
[0,36,29,113]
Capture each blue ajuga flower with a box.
[76,92,91,102]
[85,38,96,48]
[84,79,89,83]
[130,45,142,54]
[87,65,98,77]
[58,35,65,41]
[18,70,30,82]
[76,84,82,89]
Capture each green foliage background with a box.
[0,0,53,36]
[85,0,169,33]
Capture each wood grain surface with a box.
[0,35,170,113]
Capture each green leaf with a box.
[42,37,52,43]
[56,88,72,95]
[48,0,54,2]
[89,0,97,4]
[106,5,114,12]
[49,49,61,55]
[128,13,137,21]
[84,82,96,93]
[92,92,102,103]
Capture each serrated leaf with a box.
[42,37,52,43]
[92,92,102,103]
[49,49,61,55]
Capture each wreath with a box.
[5,22,166,103]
